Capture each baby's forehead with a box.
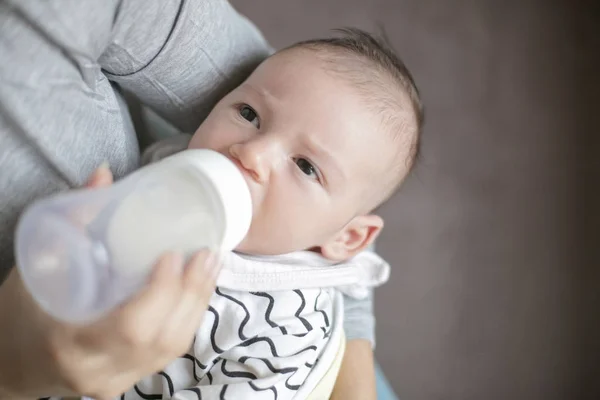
[257,49,415,113]
[271,48,416,117]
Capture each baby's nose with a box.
[229,139,280,184]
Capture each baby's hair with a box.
[284,28,424,205]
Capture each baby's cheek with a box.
[187,129,208,149]
[189,111,230,149]
[253,209,305,251]
[188,128,219,150]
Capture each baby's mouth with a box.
[227,156,259,207]
[229,157,249,176]
[228,157,250,182]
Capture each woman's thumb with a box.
[86,162,114,188]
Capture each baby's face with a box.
[189,49,398,257]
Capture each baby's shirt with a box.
[132,287,335,399]
[117,250,389,400]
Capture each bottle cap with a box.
[174,149,252,251]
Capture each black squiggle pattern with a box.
[252,292,287,335]
[220,359,258,380]
[314,289,330,327]
[285,380,301,390]
[239,356,297,374]
[159,371,174,397]
[251,292,288,335]
[238,336,318,357]
[293,290,313,331]
[219,384,228,400]
[182,387,203,399]
[185,339,209,369]
[181,354,204,380]
[238,356,302,391]
[207,306,225,354]
[249,380,278,400]
[251,292,277,326]
[216,288,251,340]
[133,384,161,400]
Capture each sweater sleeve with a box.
[343,290,376,347]
[100,0,273,133]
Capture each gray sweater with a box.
[0,0,375,344]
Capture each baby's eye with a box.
[295,158,319,180]
[239,105,260,128]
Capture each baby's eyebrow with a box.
[242,84,274,104]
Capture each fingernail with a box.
[98,161,110,170]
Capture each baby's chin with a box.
[233,235,320,257]
[233,240,286,256]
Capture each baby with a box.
[122,28,423,399]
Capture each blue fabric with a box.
[376,363,399,400]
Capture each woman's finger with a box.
[86,164,113,188]
[182,250,220,299]
[111,252,185,346]
[89,369,145,400]
[164,251,222,347]
[156,251,218,350]
[183,250,222,321]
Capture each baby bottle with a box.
[15,149,252,323]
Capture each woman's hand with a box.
[0,166,221,399]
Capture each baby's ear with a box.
[320,214,384,261]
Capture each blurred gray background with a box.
[229,1,599,399]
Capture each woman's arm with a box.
[331,292,378,399]
[331,339,377,400]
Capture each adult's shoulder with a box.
[102,0,274,133]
